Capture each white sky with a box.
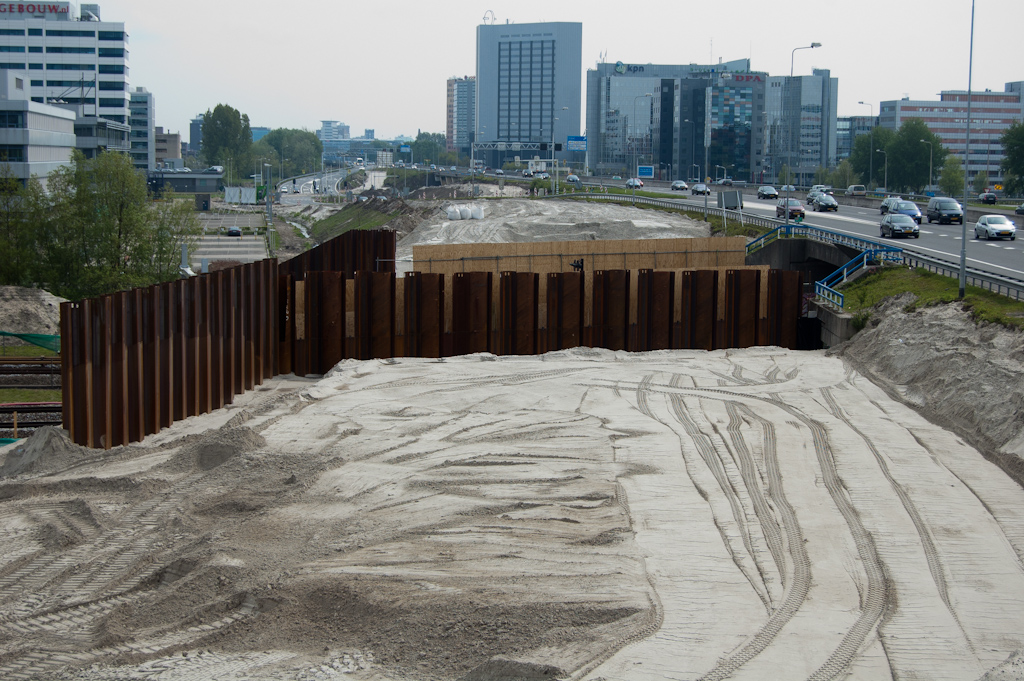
[97,0,1023,144]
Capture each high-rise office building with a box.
[879,83,1024,186]
[189,114,202,156]
[446,75,475,155]
[585,59,766,182]
[0,3,129,126]
[475,21,581,166]
[765,69,838,186]
[128,85,153,170]
[836,115,876,162]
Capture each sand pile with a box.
[0,285,65,336]
[832,294,1024,484]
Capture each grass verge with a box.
[0,388,61,403]
[310,201,400,243]
[562,195,769,238]
[0,345,58,357]
[841,265,1024,330]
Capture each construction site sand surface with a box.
[2,336,1024,680]
[395,198,708,274]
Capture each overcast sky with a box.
[98,0,1023,144]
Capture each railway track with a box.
[0,403,62,432]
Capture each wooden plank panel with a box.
[592,270,629,351]
[403,272,444,358]
[726,269,761,349]
[320,272,345,372]
[59,301,75,443]
[452,272,492,356]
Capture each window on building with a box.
[0,112,25,128]
[98,81,124,91]
[28,46,41,53]
[0,28,24,36]
[98,31,125,41]
[27,28,41,36]
[98,48,124,58]
[0,63,25,69]
[47,64,96,71]
[30,80,41,87]
[99,98,127,108]
[0,145,26,162]
[98,64,125,74]
[0,46,25,53]
[46,46,95,54]
[45,30,96,38]
[47,80,96,87]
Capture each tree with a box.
[148,191,202,282]
[777,164,793,185]
[813,166,830,185]
[938,156,964,198]
[885,119,948,193]
[261,128,323,178]
[973,170,989,196]
[200,104,252,181]
[0,165,36,286]
[828,159,859,190]
[849,127,896,188]
[1000,121,1024,195]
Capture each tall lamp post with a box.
[632,93,652,203]
[786,42,821,226]
[264,163,272,222]
[859,101,874,189]
[920,139,933,192]
[876,149,888,193]
[959,0,976,299]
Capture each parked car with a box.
[974,214,1016,240]
[692,183,710,195]
[776,198,805,219]
[226,226,242,237]
[670,180,689,191]
[625,178,643,188]
[926,197,964,224]
[757,186,778,200]
[893,200,922,223]
[845,184,867,196]
[813,194,839,212]
[979,192,998,204]
[880,196,903,215]
[880,214,920,238]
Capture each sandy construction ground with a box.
[1,344,1023,680]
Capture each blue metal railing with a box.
[814,247,904,309]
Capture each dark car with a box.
[926,197,964,224]
[880,214,920,238]
[813,194,839,212]
[757,186,778,200]
[226,226,242,237]
[880,196,903,215]
[776,198,805,219]
[692,183,710,195]
[979,192,998,204]
[1016,204,1024,216]
[893,200,922,223]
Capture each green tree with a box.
[200,104,252,182]
[849,127,896,188]
[828,159,859,190]
[261,128,323,178]
[777,164,793,185]
[973,170,989,196]
[886,119,947,193]
[938,156,965,198]
[148,191,202,282]
[1000,121,1024,195]
[813,166,830,185]
[0,165,37,286]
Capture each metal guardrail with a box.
[899,249,1024,301]
[544,192,781,230]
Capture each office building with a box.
[476,21,582,166]
[74,113,127,159]
[189,114,202,155]
[765,69,838,186]
[128,85,153,170]
[836,115,876,162]
[585,59,766,182]
[363,129,374,140]
[0,70,75,189]
[879,83,1024,185]
[0,2,129,127]
[446,75,475,155]
[154,126,180,168]
[251,126,269,142]
[317,120,349,141]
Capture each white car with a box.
[670,180,689,191]
[495,169,504,175]
[536,172,550,180]
[974,215,1017,241]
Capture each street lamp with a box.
[715,164,725,182]
[787,42,821,226]
[876,149,888,192]
[960,0,977,300]
[264,162,272,222]
[920,139,933,192]
[632,93,652,203]
[859,101,874,189]
[691,164,699,182]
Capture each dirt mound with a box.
[1,426,94,477]
[829,295,1024,485]
[0,285,66,337]
[460,658,565,680]
[170,426,267,472]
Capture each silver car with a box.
[974,215,1017,241]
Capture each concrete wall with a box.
[808,300,856,348]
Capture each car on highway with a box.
[813,194,839,212]
[280,186,288,193]
[536,172,550,180]
[429,164,436,170]
[845,184,866,197]
[670,180,689,191]
[974,215,1016,240]
[807,190,825,205]
[611,175,622,181]
[880,196,903,215]
[522,169,533,177]
[979,192,998,204]
[625,178,644,188]
[495,169,504,175]
[566,174,580,184]
[880,213,920,238]
[450,165,457,171]
[716,178,733,186]
[226,226,242,237]
[691,183,710,195]
[757,186,778,199]
[776,198,805,219]
[780,184,796,192]
[893,201,922,223]
[1016,204,1024,216]
[926,197,964,224]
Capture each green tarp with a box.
[0,331,60,353]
